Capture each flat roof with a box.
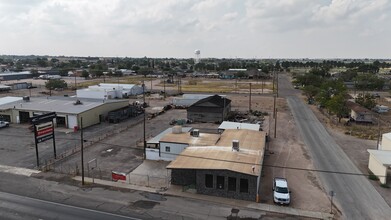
[166,129,266,176]
[147,127,192,144]
[160,132,221,146]
[216,129,266,151]
[0,96,128,114]
[218,121,260,131]
[368,150,391,165]
[167,146,263,176]
[0,96,23,105]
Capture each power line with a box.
[1,130,383,177]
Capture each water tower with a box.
[194,49,201,64]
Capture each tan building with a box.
[0,96,129,129]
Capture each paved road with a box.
[279,74,391,219]
[0,191,140,220]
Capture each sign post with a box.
[30,112,57,168]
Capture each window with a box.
[228,177,236,191]
[217,176,224,189]
[205,174,213,188]
[240,178,248,193]
[165,146,170,152]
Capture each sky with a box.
[0,0,390,59]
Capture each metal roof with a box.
[0,96,128,114]
[99,83,139,89]
[218,121,260,131]
[367,150,391,165]
[167,146,263,176]
[0,96,23,105]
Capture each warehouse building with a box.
[77,83,144,99]
[0,96,129,129]
[187,95,231,123]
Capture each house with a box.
[187,95,231,123]
[167,128,266,202]
[346,101,373,123]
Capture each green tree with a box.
[81,70,89,78]
[326,93,349,122]
[45,79,67,90]
[355,93,376,109]
[302,85,320,99]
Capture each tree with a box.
[326,93,349,122]
[45,79,67,90]
[355,93,376,109]
[81,70,89,78]
[302,85,320,99]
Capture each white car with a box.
[0,120,10,128]
[273,177,291,205]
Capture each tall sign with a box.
[30,112,57,167]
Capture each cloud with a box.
[0,0,389,58]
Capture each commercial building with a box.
[167,128,266,202]
[367,132,391,184]
[0,96,129,129]
[77,83,144,99]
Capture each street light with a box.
[142,82,146,160]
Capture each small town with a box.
[0,1,390,220]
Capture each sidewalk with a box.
[73,176,334,220]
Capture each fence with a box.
[127,173,170,189]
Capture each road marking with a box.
[0,191,142,220]
[0,164,40,176]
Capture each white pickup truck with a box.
[0,120,10,128]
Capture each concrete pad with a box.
[0,164,40,176]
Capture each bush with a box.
[380,183,389,188]
[368,171,379,181]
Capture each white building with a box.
[76,83,144,99]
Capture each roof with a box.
[160,131,221,146]
[0,71,32,76]
[166,129,266,176]
[218,121,260,131]
[346,101,372,114]
[99,83,139,89]
[0,96,128,114]
[0,96,23,105]
[147,127,192,144]
[275,178,288,187]
[216,129,266,151]
[190,95,231,107]
[367,150,391,166]
[167,146,263,176]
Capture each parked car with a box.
[0,120,10,128]
[273,177,291,205]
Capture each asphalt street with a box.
[279,74,391,219]
[0,191,140,220]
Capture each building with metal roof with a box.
[155,126,266,202]
[0,96,129,129]
[187,95,231,123]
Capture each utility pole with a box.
[329,190,335,214]
[163,79,166,99]
[150,78,153,93]
[80,117,85,186]
[143,82,146,160]
[274,108,277,138]
[273,94,276,119]
[249,83,252,112]
[377,114,381,150]
[276,71,279,98]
